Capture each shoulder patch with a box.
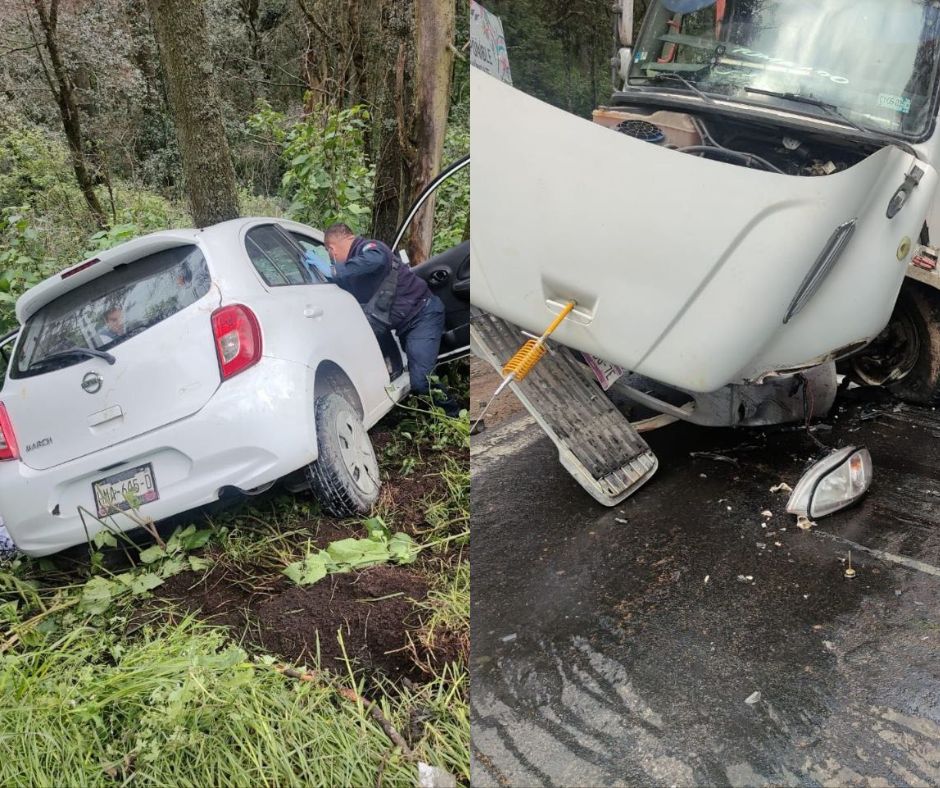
[365,242,377,251]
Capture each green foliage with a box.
[249,102,375,230]
[432,106,470,255]
[0,617,468,785]
[0,208,55,334]
[487,0,614,118]
[282,517,418,586]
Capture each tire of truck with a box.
[304,393,381,517]
[846,281,940,404]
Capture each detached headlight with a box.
[786,446,873,519]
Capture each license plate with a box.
[582,352,626,391]
[93,464,159,517]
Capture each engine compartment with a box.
[593,106,881,177]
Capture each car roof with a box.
[15,217,324,324]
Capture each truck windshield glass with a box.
[629,0,940,139]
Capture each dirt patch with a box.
[151,562,451,682]
[470,356,525,431]
[253,565,429,678]
[154,563,287,632]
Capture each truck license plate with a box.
[93,463,159,517]
[582,352,625,391]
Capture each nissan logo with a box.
[82,372,102,394]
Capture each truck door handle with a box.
[304,306,324,319]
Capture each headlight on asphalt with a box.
[786,446,873,519]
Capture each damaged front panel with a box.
[470,71,938,393]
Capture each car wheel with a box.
[305,393,381,517]
[847,282,940,404]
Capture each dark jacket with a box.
[331,237,431,329]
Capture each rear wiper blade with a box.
[743,87,920,159]
[29,346,116,371]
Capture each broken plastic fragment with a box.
[761,510,773,519]
[796,515,816,531]
[770,483,793,494]
[418,762,458,788]
[745,691,761,705]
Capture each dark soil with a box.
[146,415,469,684]
[153,562,439,681]
[254,565,429,678]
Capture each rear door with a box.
[4,245,221,470]
[392,156,470,360]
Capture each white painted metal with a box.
[0,217,403,556]
[470,71,939,392]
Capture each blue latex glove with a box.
[303,249,333,279]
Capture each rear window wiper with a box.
[742,87,920,159]
[27,346,116,372]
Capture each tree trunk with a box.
[404,0,455,265]
[371,0,415,245]
[147,0,239,226]
[30,0,107,229]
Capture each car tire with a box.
[846,281,940,404]
[305,393,381,517]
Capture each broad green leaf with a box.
[93,530,118,549]
[180,528,213,550]
[138,544,165,564]
[159,557,186,578]
[283,553,328,586]
[188,555,211,572]
[388,533,418,564]
[130,572,164,595]
[364,517,390,541]
[79,576,124,614]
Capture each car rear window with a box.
[11,245,211,379]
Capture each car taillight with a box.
[0,403,19,461]
[211,304,262,380]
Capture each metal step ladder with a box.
[471,309,658,506]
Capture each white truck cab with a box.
[470,0,940,506]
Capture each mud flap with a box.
[472,309,657,506]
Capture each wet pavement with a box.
[471,391,940,786]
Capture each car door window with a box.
[245,225,315,286]
[287,231,334,280]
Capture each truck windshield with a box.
[628,0,940,139]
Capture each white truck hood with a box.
[470,72,939,392]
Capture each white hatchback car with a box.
[0,160,470,556]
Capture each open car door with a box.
[392,156,470,361]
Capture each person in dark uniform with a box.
[321,223,459,416]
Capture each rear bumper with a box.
[0,357,315,556]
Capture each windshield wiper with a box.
[638,72,715,104]
[742,87,920,160]
[27,346,116,372]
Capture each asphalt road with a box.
[471,390,940,786]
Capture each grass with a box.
[0,401,470,786]
[0,618,467,786]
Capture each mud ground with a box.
[145,423,466,684]
[471,388,940,786]
[470,356,525,430]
